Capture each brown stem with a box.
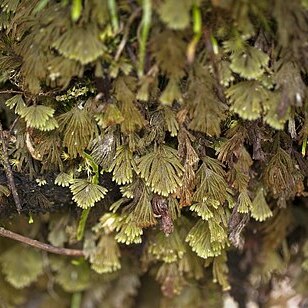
[0,122,22,213]
[0,90,23,95]
[115,7,141,61]
[0,227,85,257]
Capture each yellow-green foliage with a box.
[0,0,308,306]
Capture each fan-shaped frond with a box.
[52,24,105,64]
[109,145,137,185]
[58,107,96,158]
[70,179,107,209]
[137,145,184,196]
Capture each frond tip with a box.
[251,187,273,222]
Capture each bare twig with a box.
[9,115,20,134]
[0,90,23,95]
[0,122,22,213]
[115,7,141,61]
[0,227,85,257]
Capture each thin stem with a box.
[77,208,90,241]
[0,121,22,213]
[115,7,141,61]
[0,90,23,95]
[9,115,20,134]
[0,227,85,257]
[71,292,82,308]
[108,0,119,32]
[137,0,152,77]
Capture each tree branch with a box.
[0,227,85,257]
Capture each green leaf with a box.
[251,187,273,221]
[0,0,20,12]
[55,262,91,292]
[0,273,25,307]
[70,179,108,209]
[47,55,83,89]
[217,60,234,86]
[226,80,270,120]
[163,106,179,137]
[54,172,74,187]
[187,66,227,136]
[263,147,303,199]
[156,262,186,297]
[158,0,192,30]
[151,31,186,79]
[159,78,182,105]
[58,107,96,158]
[0,246,43,289]
[237,190,252,214]
[223,36,246,54]
[230,46,269,80]
[89,133,116,171]
[52,24,105,64]
[19,105,55,130]
[37,117,59,131]
[99,206,144,245]
[114,216,143,245]
[0,184,10,197]
[89,235,121,274]
[33,0,49,13]
[212,252,230,291]
[137,145,184,196]
[129,184,157,228]
[109,145,137,185]
[193,159,228,205]
[5,95,26,114]
[48,218,69,247]
[186,220,227,259]
[190,201,214,220]
[264,92,290,130]
[114,76,146,133]
[209,220,227,243]
[147,228,186,263]
[94,104,124,128]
